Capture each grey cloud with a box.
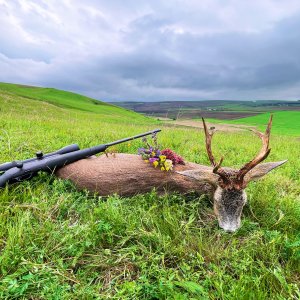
[1,0,300,101]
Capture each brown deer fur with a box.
[56,153,215,196]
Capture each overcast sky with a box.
[1,0,300,101]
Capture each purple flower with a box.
[138,147,145,155]
[149,157,158,163]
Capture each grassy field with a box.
[0,84,299,299]
[216,112,300,136]
[203,111,300,136]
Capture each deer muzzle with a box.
[213,187,247,232]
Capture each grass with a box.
[207,111,300,136]
[229,112,300,136]
[0,83,299,299]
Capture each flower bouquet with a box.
[138,133,184,171]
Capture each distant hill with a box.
[111,100,300,120]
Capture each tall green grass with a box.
[0,84,299,299]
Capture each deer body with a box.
[56,153,215,196]
[56,115,287,232]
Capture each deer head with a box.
[178,115,287,232]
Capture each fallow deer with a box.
[56,115,287,232]
[177,115,287,232]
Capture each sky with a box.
[1,0,300,102]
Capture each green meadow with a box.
[209,111,300,136]
[0,83,299,299]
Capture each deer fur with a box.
[56,153,215,196]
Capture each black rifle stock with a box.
[0,129,161,188]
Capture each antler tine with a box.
[213,157,223,173]
[237,115,273,181]
[202,117,224,174]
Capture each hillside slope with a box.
[0,82,151,121]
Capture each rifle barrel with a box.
[105,129,161,147]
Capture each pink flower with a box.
[161,149,185,165]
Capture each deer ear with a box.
[244,160,288,183]
[176,169,219,187]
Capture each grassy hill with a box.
[0,82,151,123]
[0,83,299,299]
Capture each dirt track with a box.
[167,119,256,132]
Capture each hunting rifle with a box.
[0,129,161,188]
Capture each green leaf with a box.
[174,281,207,297]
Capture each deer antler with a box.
[202,118,227,180]
[237,115,272,182]
[202,115,273,189]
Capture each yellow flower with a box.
[153,161,159,167]
[144,160,149,163]
[164,159,173,171]
[159,155,166,162]
[161,166,165,171]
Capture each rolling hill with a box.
[112,99,300,120]
[0,82,153,123]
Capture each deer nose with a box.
[220,222,239,233]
